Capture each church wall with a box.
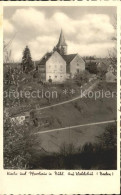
[70,54,85,78]
[38,65,46,81]
[46,51,66,82]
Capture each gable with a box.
[71,54,85,64]
[38,51,66,66]
[47,51,66,65]
[64,54,85,73]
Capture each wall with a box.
[70,54,85,78]
[38,65,46,81]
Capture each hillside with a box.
[30,81,116,153]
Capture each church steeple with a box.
[56,29,67,55]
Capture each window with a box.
[60,65,63,71]
[77,63,79,66]
[77,69,79,73]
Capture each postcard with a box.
[0,1,120,194]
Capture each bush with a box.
[74,70,90,86]
[4,118,32,169]
[97,123,117,150]
[86,61,98,74]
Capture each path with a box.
[36,80,99,111]
[34,120,116,135]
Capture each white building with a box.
[37,30,85,82]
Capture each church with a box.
[38,30,85,82]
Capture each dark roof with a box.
[38,52,52,65]
[38,52,77,66]
[63,54,77,64]
[35,60,40,65]
[4,63,21,69]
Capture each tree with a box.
[97,123,117,150]
[108,16,117,68]
[21,46,33,73]
[4,118,33,169]
[108,47,117,67]
[74,70,90,86]
[86,61,98,74]
[3,33,17,64]
[97,62,108,77]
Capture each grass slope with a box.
[31,82,117,153]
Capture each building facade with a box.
[46,51,66,82]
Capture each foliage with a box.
[86,61,98,74]
[108,16,117,68]
[83,56,96,60]
[74,70,90,86]
[4,118,32,169]
[97,123,117,150]
[108,48,117,67]
[59,143,75,156]
[29,123,117,170]
[97,62,108,77]
[4,118,117,169]
[21,46,34,73]
[4,66,23,86]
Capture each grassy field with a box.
[4,77,96,116]
[30,81,117,154]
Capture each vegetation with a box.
[97,62,108,78]
[21,46,34,73]
[3,84,117,169]
[86,61,98,74]
[4,118,32,169]
[4,66,23,86]
[74,70,91,86]
[4,69,95,116]
[97,123,117,149]
[83,56,96,60]
[26,123,116,170]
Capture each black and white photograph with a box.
[3,6,118,171]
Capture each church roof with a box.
[38,52,78,66]
[56,30,67,47]
[63,54,77,64]
[62,54,77,73]
[38,52,52,65]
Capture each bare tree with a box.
[108,16,117,68]
[3,33,17,63]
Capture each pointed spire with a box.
[56,29,67,47]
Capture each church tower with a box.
[55,30,67,55]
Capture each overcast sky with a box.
[4,6,116,62]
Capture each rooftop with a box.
[63,54,77,64]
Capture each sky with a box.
[4,6,116,62]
